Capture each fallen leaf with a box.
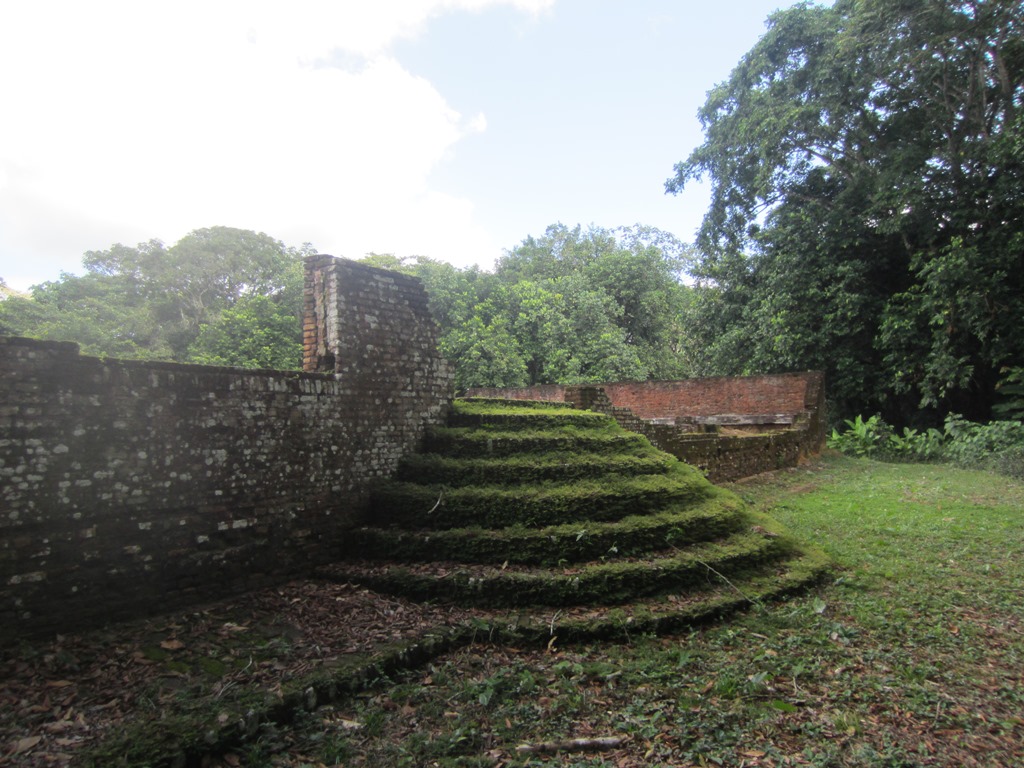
[14,736,42,754]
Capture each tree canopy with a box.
[371,224,694,391]
[2,223,691,389]
[668,0,1024,423]
[0,227,308,369]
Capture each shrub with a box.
[827,415,891,458]
[829,412,1024,479]
[943,414,1024,479]
[993,366,1024,421]
[886,425,946,462]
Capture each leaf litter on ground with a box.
[3,455,1023,767]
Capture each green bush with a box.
[943,414,1024,479]
[829,413,1024,479]
[827,415,891,458]
[993,366,1024,421]
[886,425,946,462]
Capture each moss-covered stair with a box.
[319,398,829,640]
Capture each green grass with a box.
[254,454,1024,767]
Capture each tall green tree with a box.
[187,294,303,370]
[1,227,309,368]
[360,226,691,390]
[0,270,171,359]
[668,0,1024,422]
[495,223,693,381]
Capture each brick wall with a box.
[467,373,827,482]
[464,384,567,403]
[0,256,453,642]
[598,374,814,420]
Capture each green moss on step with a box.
[423,426,648,458]
[372,464,714,530]
[447,409,613,430]
[454,398,578,412]
[396,447,675,486]
[348,490,746,565]
[344,397,828,620]
[324,530,786,608]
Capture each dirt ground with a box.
[1,580,477,766]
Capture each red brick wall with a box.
[468,373,822,421]
[466,373,827,481]
[598,374,814,420]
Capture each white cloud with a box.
[0,0,553,289]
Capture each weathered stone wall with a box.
[0,256,453,642]
[467,373,827,482]
[464,384,568,403]
[614,423,809,483]
[301,254,454,470]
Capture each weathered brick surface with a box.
[0,256,453,642]
[467,373,827,482]
[465,385,567,402]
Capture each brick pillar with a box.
[302,254,339,373]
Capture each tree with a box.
[359,229,689,390]
[0,277,18,300]
[0,271,172,359]
[438,315,529,390]
[1,227,309,368]
[188,294,303,370]
[668,0,1024,422]
[95,226,305,358]
[495,224,693,381]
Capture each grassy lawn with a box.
[250,454,1024,767]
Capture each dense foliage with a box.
[0,223,691,389]
[668,0,1024,424]
[0,227,308,369]
[363,224,694,391]
[828,412,1024,479]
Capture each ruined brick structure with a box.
[0,256,452,642]
[467,372,826,482]
[1,252,823,642]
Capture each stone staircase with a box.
[319,398,829,640]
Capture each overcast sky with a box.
[0,0,802,291]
